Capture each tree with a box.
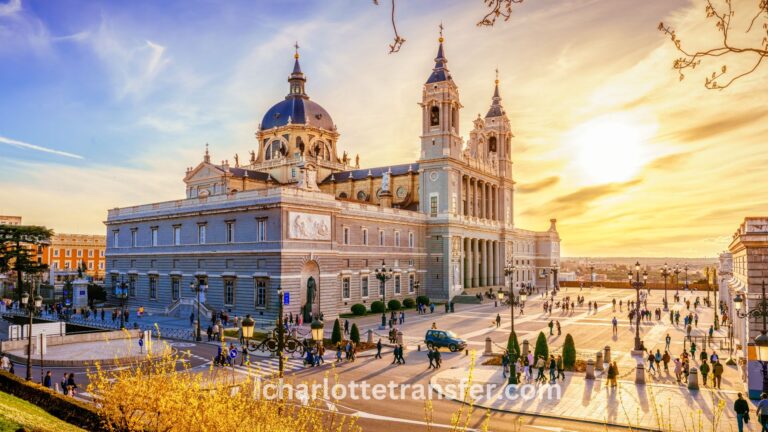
[507,331,520,385]
[533,331,549,363]
[372,0,529,53]
[562,334,576,370]
[0,225,54,302]
[350,323,361,344]
[331,318,342,345]
[659,1,768,89]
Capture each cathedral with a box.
[104,35,560,323]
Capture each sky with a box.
[1,0,767,257]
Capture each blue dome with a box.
[261,97,334,130]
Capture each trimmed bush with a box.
[370,301,385,313]
[350,323,360,344]
[507,331,520,361]
[403,298,416,308]
[533,331,549,363]
[387,299,402,311]
[563,334,576,370]
[331,319,342,345]
[416,295,430,306]
[350,304,367,316]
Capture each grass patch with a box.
[0,390,83,432]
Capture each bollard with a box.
[522,340,530,358]
[604,346,611,363]
[688,367,699,390]
[595,352,604,372]
[396,331,404,346]
[635,362,645,384]
[483,337,493,356]
[585,359,595,379]
[418,344,421,351]
[367,329,373,344]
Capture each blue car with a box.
[425,329,466,352]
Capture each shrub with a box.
[350,323,360,344]
[387,299,401,311]
[350,304,367,316]
[331,319,342,345]
[403,298,416,308]
[416,295,430,306]
[533,331,549,363]
[563,334,576,370]
[370,301,385,313]
[507,331,520,361]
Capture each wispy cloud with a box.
[0,135,83,159]
[0,0,21,17]
[517,176,560,193]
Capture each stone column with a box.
[396,331,404,346]
[367,329,373,344]
[688,367,699,390]
[471,238,478,288]
[586,359,595,379]
[483,337,493,356]
[596,351,604,371]
[635,363,645,384]
[604,346,611,363]
[479,239,486,287]
[522,340,529,357]
[464,238,471,288]
[489,240,495,287]
[457,174,463,216]
[473,178,478,217]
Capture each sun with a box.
[565,112,657,185]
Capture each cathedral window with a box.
[430,106,440,126]
[224,278,235,305]
[361,276,369,298]
[254,279,267,308]
[394,231,400,247]
[451,105,458,130]
[394,275,401,295]
[489,136,497,153]
[342,277,350,300]
[356,190,368,201]
[343,227,350,245]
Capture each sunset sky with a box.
[1,0,767,257]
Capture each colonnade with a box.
[459,175,501,221]
[460,237,504,289]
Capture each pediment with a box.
[184,162,225,182]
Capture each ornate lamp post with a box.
[189,279,208,342]
[503,259,520,384]
[589,264,594,289]
[660,263,671,311]
[674,264,681,296]
[375,267,393,329]
[628,261,648,352]
[684,264,689,291]
[733,280,768,394]
[113,275,129,330]
[21,291,43,381]
[310,317,325,352]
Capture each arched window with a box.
[489,136,497,153]
[338,192,348,199]
[430,106,440,126]
[357,190,368,201]
[451,105,458,130]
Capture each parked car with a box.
[425,329,466,352]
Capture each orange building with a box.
[43,234,107,281]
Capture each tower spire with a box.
[486,69,504,118]
[288,42,307,98]
[203,143,210,163]
[426,23,451,84]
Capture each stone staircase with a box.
[165,297,212,320]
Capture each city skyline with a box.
[1,0,767,257]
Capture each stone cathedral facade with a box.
[104,37,560,323]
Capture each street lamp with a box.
[684,264,689,291]
[503,260,519,384]
[660,263,671,311]
[115,277,128,329]
[628,261,648,352]
[374,267,393,329]
[189,280,208,342]
[310,317,325,344]
[589,264,594,289]
[674,264,681,296]
[733,281,768,393]
[21,290,43,381]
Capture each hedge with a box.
[534,331,549,363]
[350,323,360,344]
[416,295,430,306]
[331,319,342,345]
[387,299,401,311]
[0,371,102,431]
[563,334,576,370]
[403,298,416,308]
[370,301,385,313]
[350,304,367,316]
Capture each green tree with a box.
[350,323,360,344]
[0,225,54,302]
[533,331,549,363]
[562,334,576,370]
[507,331,520,385]
[331,318,342,345]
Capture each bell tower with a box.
[419,27,463,161]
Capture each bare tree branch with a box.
[373,0,405,53]
[659,0,768,89]
[477,0,526,27]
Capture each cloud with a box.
[525,178,642,218]
[0,0,21,17]
[664,111,768,142]
[0,135,83,159]
[516,176,560,193]
[645,151,693,170]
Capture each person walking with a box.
[43,371,52,388]
[757,392,768,431]
[548,320,554,336]
[495,314,501,328]
[734,392,750,432]
[189,311,195,325]
[344,320,350,336]
[397,344,405,364]
[548,355,557,383]
[428,348,436,369]
[60,373,69,395]
[336,346,343,363]
[556,321,561,336]
[665,333,671,351]
[375,338,382,359]
[647,351,657,374]
[607,362,617,388]
[713,360,724,389]
[699,359,710,386]
[674,358,682,383]
[66,373,77,397]
[434,348,442,368]
[392,345,400,365]
[501,350,508,378]
[612,317,618,335]
[556,355,565,381]
[662,351,671,372]
[536,356,546,383]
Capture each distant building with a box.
[0,215,22,226]
[558,271,577,282]
[44,234,107,284]
[722,217,768,399]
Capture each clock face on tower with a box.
[396,186,407,199]
[429,171,439,182]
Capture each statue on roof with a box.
[234,153,240,167]
[249,150,256,164]
[355,154,360,168]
